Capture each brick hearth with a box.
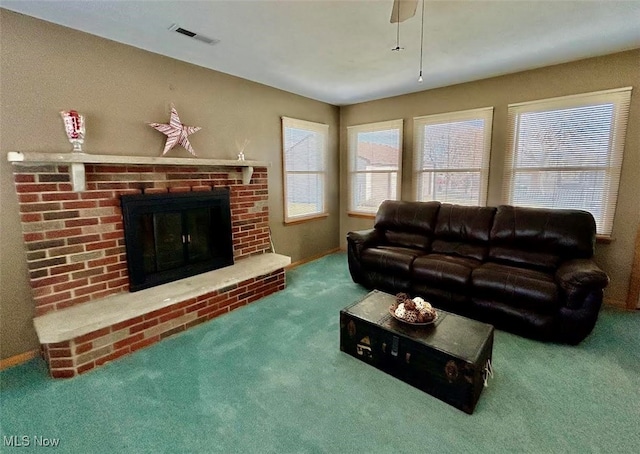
[37,256,287,378]
[10,159,289,377]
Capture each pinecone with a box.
[403,299,416,312]
[395,292,409,305]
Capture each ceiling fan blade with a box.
[390,0,419,23]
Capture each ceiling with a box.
[2,0,639,106]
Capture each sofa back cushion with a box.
[374,200,440,249]
[489,205,596,271]
[432,204,496,261]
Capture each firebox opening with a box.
[121,189,234,292]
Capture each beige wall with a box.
[0,10,340,360]
[340,49,640,308]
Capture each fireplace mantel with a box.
[10,157,282,377]
[7,151,269,190]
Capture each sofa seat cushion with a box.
[361,246,423,275]
[412,254,481,292]
[472,262,559,313]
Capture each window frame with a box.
[413,107,494,206]
[281,116,329,224]
[503,87,632,237]
[347,119,403,217]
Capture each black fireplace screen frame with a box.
[121,189,234,292]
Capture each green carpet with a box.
[1,252,639,453]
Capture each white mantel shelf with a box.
[7,151,270,190]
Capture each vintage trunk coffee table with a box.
[340,290,494,414]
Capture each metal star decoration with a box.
[148,104,201,156]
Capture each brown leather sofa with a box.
[347,201,609,344]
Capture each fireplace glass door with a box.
[139,211,185,274]
[186,208,213,264]
[121,190,234,292]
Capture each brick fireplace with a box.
[9,155,290,377]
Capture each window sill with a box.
[596,235,613,244]
[284,213,329,225]
[347,212,376,219]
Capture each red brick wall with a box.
[12,164,270,316]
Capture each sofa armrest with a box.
[346,229,384,286]
[556,259,609,288]
[347,229,383,252]
[555,259,609,309]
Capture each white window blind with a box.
[503,87,632,237]
[414,107,493,205]
[347,120,403,215]
[282,117,328,223]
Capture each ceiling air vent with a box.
[168,24,219,45]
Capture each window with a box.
[503,87,632,236]
[347,120,403,215]
[413,107,493,205]
[282,117,328,223]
